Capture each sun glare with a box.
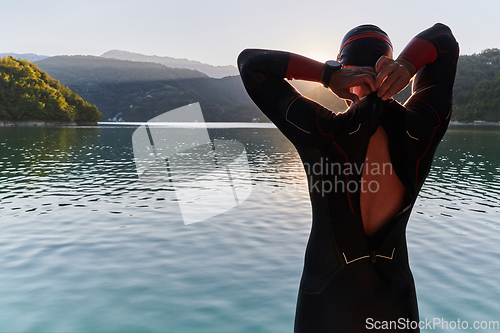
[308,52,330,63]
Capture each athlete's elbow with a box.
[432,23,452,33]
[237,49,258,74]
[426,23,459,61]
[443,23,458,43]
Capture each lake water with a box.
[0,124,499,332]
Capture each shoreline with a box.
[0,120,98,127]
[449,120,500,126]
[1,120,499,127]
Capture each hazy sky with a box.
[2,0,498,66]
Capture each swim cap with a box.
[339,25,393,67]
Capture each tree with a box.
[0,56,101,122]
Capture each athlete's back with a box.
[238,23,458,332]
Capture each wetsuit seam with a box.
[376,247,396,260]
[343,247,396,264]
[446,107,452,120]
[285,96,311,133]
[349,124,361,135]
[343,253,370,264]
[406,130,419,140]
[395,203,412,217]
[413,84,436,96]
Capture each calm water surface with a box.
[0,124,499,332]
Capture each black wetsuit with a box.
[238,23,458,332]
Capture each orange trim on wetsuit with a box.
[286,53,324,82]
[238,23,458,333]
[399,38,438,71]
[340,32,393,53]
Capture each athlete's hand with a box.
[328,67,376,104]
[375,56,417,100]
[375,56,417,101]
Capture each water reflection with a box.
[0,124,499,332]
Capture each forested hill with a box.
[0,56,101,123]
[35,56,263,122]
[453,48,500,121]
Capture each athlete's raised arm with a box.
[375,23,459,102]
[237,49,377,148]
[237,49,375,104]
[375,23,459,190]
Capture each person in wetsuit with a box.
[237,23,458,332]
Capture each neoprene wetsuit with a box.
[238,23,458,332]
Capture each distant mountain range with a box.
[2,50,239,79]
[2,51,382,122]
[35,55,263,122]
[32,54,350,122]
[0,53,49,62]
[101,50,239,79]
